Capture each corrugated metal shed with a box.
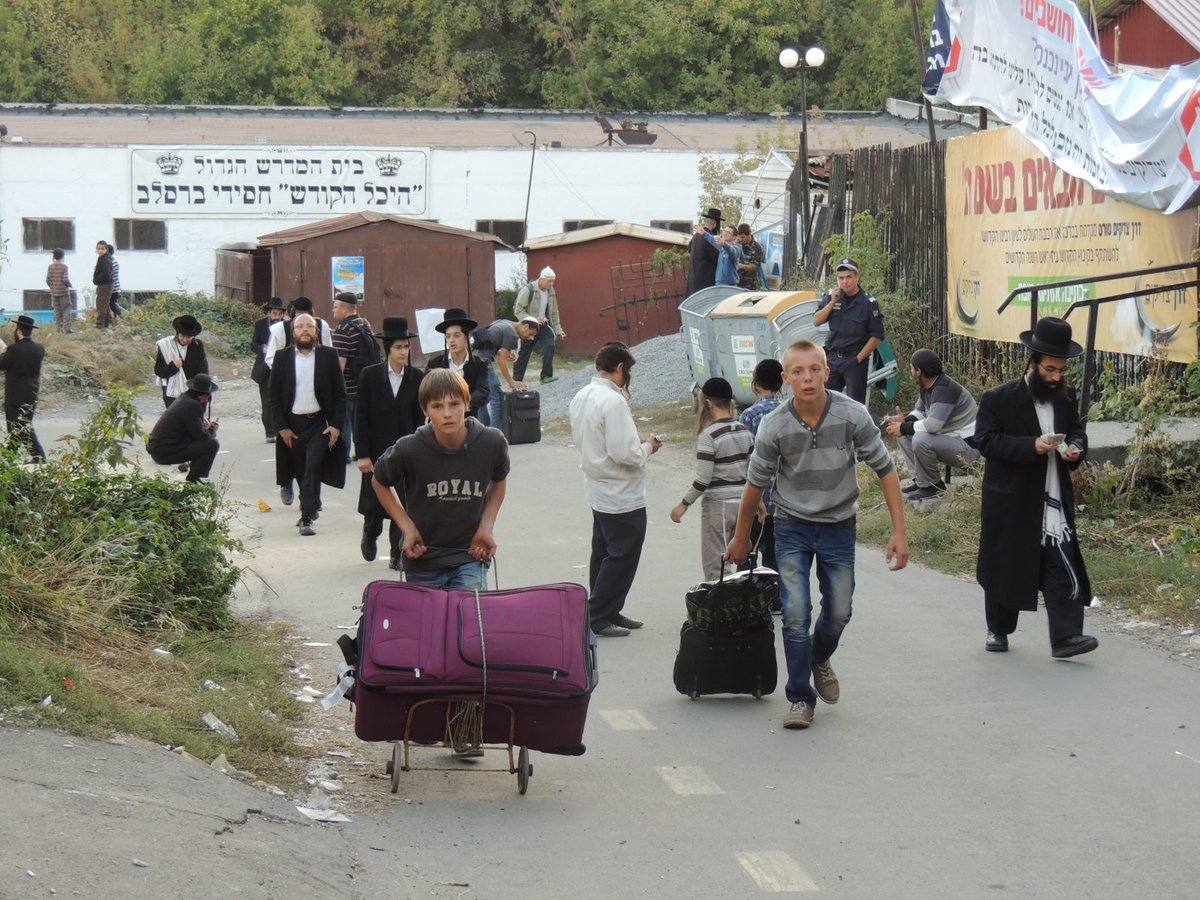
[524,223,690,354]
[1098,0,1200,67]
[256,212,500,336]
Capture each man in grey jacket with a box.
[513,267,566,384]
[883,348,980,500]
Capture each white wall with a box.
[0,142,730,311]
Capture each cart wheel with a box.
[688,689,699,701]
[517,746,531,795]
[753,675,763,700]
[389,744,402,794]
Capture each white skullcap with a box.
[539,267,556,279]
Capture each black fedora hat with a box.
[172,314,202,337]
[13,314,39,330]
[375,316,417,340]
[266,297,285,310]
[435,307,477,334]
[186,373,219,394]
[291,296,314,313]
[701,207,723,223]
[1019,317,1083,358]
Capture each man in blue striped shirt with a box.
[725,340,909,731]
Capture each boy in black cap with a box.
[425,307,490,420]
[811,257,885,405]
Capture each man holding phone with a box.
[811,258,884,405]
[972,317,1097,659]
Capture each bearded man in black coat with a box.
[972,317,1097,659]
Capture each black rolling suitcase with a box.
[673,622,777,700]
[501,390,541,444]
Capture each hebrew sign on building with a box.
[129,147,428,217]
[947,128,1198,364]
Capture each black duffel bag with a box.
[685,559,778,636]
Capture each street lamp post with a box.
[779,45,825,269]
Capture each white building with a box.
[0,104,960,315]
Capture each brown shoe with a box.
[812,660,840,704]
[783,701,814,729]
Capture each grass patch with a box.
[0,619,307,784]
[38,292,257,398]
[854,457,1200,625]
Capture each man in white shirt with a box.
[263,296,333,369]
[568,341,662,636]
[268,314,347,536]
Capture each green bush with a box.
[121,292,258,359]
[0,389,240,632]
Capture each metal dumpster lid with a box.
[710,290,819,319]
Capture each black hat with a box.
[172,314,202,337]
[1019,317,1083,358]
[701,377,734,401]
[701,207,723,223]
[267,297,285,310]
[334,291,359,305]
[752,358,783,391]
[435,307,477,334]
[291,296,314,313]
[186,373,219,394]
[910,348,942,373]
[376,316,417,340]
[835,257,859,273]
[13,314,38,330]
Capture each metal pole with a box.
[799,67,811,266]
[522,131,537,247]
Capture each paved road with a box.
[5,383,1200,898]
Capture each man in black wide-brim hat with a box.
[0,314,47,460]
[685,206,722,297]
[972,316,1098,660]
[146,373,221,483]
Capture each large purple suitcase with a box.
[352,580,598,755]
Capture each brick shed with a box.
[257,211,504,333]
[523,223,690,356]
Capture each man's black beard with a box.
[1028,367,1064,402]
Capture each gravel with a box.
[529,333,697,421]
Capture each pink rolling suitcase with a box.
[350,580,598,755]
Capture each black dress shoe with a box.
[1052,634,1099,659]
[361,530,378,562]
[613,614,643,629]
[986,631,1009,652]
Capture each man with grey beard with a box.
[269,314,347,536]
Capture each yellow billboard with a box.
[946,127,1198,364]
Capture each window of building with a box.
[475,219,525,247]
[651,220,692,234]
[23,219,74,252]
[22,290,53,310]
[113,219,167,251]
[562,219,612,232]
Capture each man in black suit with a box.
[0,314,46,460]
[354,316,424,571]
[973,317,1097,659]
[268,314,347,536]
[685,207,722,297]
[146,373,220,482]
[425,308,489,420]
[250,297,287,443]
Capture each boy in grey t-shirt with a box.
[372,369,510,589]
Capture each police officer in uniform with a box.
[812,258,884,405]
